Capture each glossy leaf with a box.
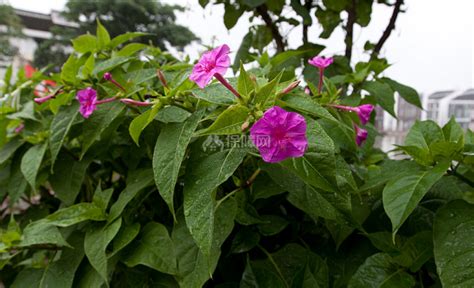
[383,161,450,235]
[20,143,47,189]
[434,200,474,287]
[153,111,203,220]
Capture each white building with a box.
[421,89,474,129]
[0,9,77,77]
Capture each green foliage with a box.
[34,0,198,71]
[0,4,23,62]
[0,23,471,288]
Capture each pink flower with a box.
[189,44,231,89]
[250,106,308,163]
[355,125,368,146]
[355,104,374,125]
[76,87,97,118]
[308,56,334,69]
[15,123,24,133]
[331,104,374,125]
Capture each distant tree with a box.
[0,3,23,63]
[34,0,198,70]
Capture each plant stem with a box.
[96,97,117,105]
[214,73,241,99]
[318,68,324,94]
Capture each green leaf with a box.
[348,253,415,288]
[192,83,236,105]
[280,94,338,123]
[394,231,433,272]
[109,32,149,48]
[49,103,79,170]
[116,43,147,57]
[153,111,203,220]
[61,54,80,84]
[254,72,281,106]
[20,221,70,248]
[72,34,97,54]
[13,233,85,288]
[183,146,246,260]
[108,169,154,223]
[84,218,122,284]
[20,143,47,189]
[233,32,253,71]
[263,163,348,222]
[382,78,422,109]
[96,20,111,49]
[197,105,249,135]
[242,0,266,8]
[315,8,342,39]
[156,106,191,123]
[46,203,106,227]
[230,228,260,254]
[383,161,450,235]
[49,153,90,206]
[172,211,217,288]
[223,3,243,29]
[405,120,444,149]
[110,222,141,257]
[362,81,395,117]
[257,215,288,236]
[434,200,474,287]
[129,104,160,146]
[0,138,23,165]
[237,62,255,97]
[123,222,177,275]
[81,101,124,158]
[92,56,132,75]
[291,0,312,25]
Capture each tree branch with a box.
[371,0,404,59]
[344,0,357,61]
[302,0,312,45]
[256,5,285,53]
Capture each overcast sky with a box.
[10,0,474,94]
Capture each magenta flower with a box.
[15,123,24,133]
[355,104,374,125]
[190,44,230,89]
[308,56,334,69]
[308,56,333,94]
[76,88,98,118]
[331,104,374,125]
[355,125,368,146]
[250,106,308,163]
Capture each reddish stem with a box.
[110,79,126,92]
[213,73,241,99]
[96,97,117,105]
[329,104,357,112]
[120,98,153,106]
[318,67,324,94]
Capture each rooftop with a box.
[428,90,454,100]
[15,8,78,32]
[453,92,474,101]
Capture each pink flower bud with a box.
[355,125,368,146]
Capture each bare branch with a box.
[345,0,357,61]
[256,4,285,53]
[371,0,404,59]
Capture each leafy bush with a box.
[1,22,474,288]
